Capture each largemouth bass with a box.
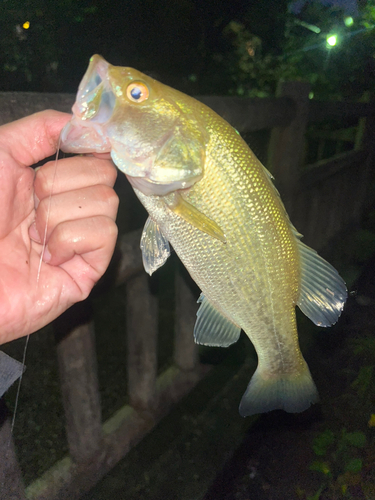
[61,55,347,416]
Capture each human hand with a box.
[0,110,118,344]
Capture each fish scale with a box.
[135,115,302,375]
[61,55,347,416]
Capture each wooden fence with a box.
[0,82,375,500]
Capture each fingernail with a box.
[29,222,41,243]
[42,246,51,263]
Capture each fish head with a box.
[61,55,208,195]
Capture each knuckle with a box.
[96,215,118,239]
[93,158,118,186]
[34,165,50,197]
[52,221,70,245]
[98,185,119,211]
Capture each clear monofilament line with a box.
[11,137,62,438]
[10,334,29,435]
[36,137,61,285]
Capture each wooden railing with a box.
[0,83,374,500]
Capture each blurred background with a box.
[0,0,374,100]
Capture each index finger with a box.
[0,110,72,167]
[34,155,118,200]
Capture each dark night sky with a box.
[0,0,366,97]
[61,0,288,89]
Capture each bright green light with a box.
[309,92,314,99]
[326,35,337,47]
[344,16,354,27]
[296,19,321,34]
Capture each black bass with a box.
[61,55,347,416]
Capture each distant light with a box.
[294,19,321,34]
[308,25,321,34]
[326,35,337,47]
[344,17,354,27]
[309,92,314,99]
[23,21,30,29]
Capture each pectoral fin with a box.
[194,294,241,347]
[140,217,171,276]
[164,193,226,243]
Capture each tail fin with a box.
[239,362,319,417]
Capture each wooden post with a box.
[267,81,310,211]
[354,92,371,151]
[54,301,102,463]
[174,270,199,371]
[357,97,375,208]
[126,273,158,410]
[0,401,26,500]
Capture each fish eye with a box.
[126,82,149,103]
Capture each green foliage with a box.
[214,1,375,99]
[0,0,374,98]
[350,335,375,362]
[216,21,282,97]
[212,20,288,98]
[309,460,331,475]
[342,431,366,449]
[348,333,375,402]
[345,458,363,473]
[304,429,368,499]
[0,0,98,91]
[312,429,335,456]
[284,2,375,99]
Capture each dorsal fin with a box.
[297,240,347,327]
[194,294,241,347]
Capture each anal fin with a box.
[194,294,241,347]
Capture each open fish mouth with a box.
[60,117,112,153]
[60,55,116,154]
[71,54,117,124]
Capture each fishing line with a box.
[37,135,62,284]
[10,334,29,435]
[10,136,61,437]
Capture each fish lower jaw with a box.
[60,119,111,154]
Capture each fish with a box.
[60,55,347,416]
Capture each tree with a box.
[212,0,375,100]
[0,1,99,91]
